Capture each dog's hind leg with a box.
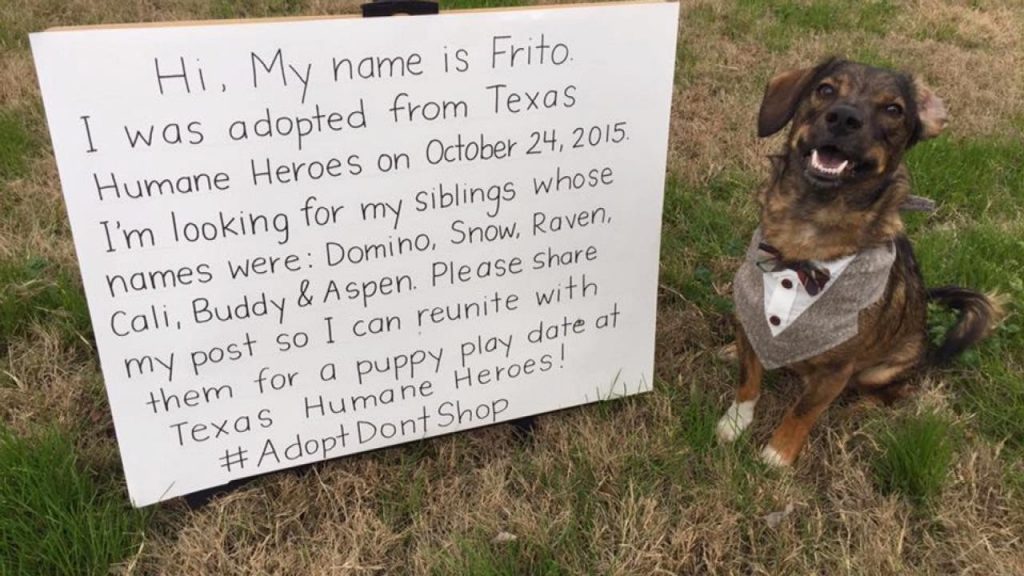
[852,338,924,405]
[762,361,854,466]
[717,329,763,442]
[852,364,919,405]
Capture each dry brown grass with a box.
[3,1,1024,574]
[0,326,100,433]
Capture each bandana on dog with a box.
[733,228,896,369]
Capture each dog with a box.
[716,58,1002,466]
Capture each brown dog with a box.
[717,59,1002,466]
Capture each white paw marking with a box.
[760,445,788,467]
[716,399,756,442]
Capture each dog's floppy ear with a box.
[913,78,948,141]
[757,61,830,138]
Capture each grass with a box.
[872,412,958,507]
[851,45,900,70]
[443,0,528,8]
[915,20,988,50]
[377,451,431,530]
[0,255,91,352]
[434,533,568,576]
[759,0,896,46]
[2,0,1024,573]
[898,121,1024,459]
[0,110,34,181]
[539,444,600,559]
[674,382,721,456]
[207,0,308,19]
[905,137,1024,223]
[660,173,754,313]
[696,0,897,52]
[958,362,1024,452]
[0,426,147,576]
[914,223,1024,323]
[914,220,1024,454]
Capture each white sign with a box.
[31,1,679,506]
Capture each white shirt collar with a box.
[761,253,856,336]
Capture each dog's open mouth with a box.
[804,146,856,185]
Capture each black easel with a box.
[362,0,439,17]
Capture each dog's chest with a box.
[733,228,896,369]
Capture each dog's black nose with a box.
[825,104,864,135]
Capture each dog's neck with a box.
[758,159,909,262]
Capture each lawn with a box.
[1,0,1022,574]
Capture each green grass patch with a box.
[372,440,438,531]
[914,220,1024,292]
[0,0,102,51]
[913,221,1023,345]
[660,173,755,312]
[872,411,957,507]
[0,256,91,350]
[914,221,1024,452]
[621,448,680,498]
[556,445,599,550]
[0,9,32,52]
[715,0,897,52]
[675,41,697,87]
[443,0,528,9]
[779,0,895,35]
[675,384,720,456]
[377,463,429,530]
[207,0,307,20]
[432,532,568,576]
[0,110,36,182]
[720,438,773,513]
[906,137,1024,223]
[914,21,986,50]
[0,26,20,52]
[851,45,900,70]
[955,361,1024,453]
[522,443,600,571]
[0,426,147,576]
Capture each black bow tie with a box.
[755,243,832,296]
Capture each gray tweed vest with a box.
[733,228,896,369]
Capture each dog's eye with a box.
[884,103,904,116]
[816,83,836,98]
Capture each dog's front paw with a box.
[760,445,792,467]
[716,400,756,442]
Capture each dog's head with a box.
[758,59,947,191]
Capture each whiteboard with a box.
[31,1,680,506]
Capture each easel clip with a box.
[362,0,440,18]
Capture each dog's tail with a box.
[927,286,1006,364]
